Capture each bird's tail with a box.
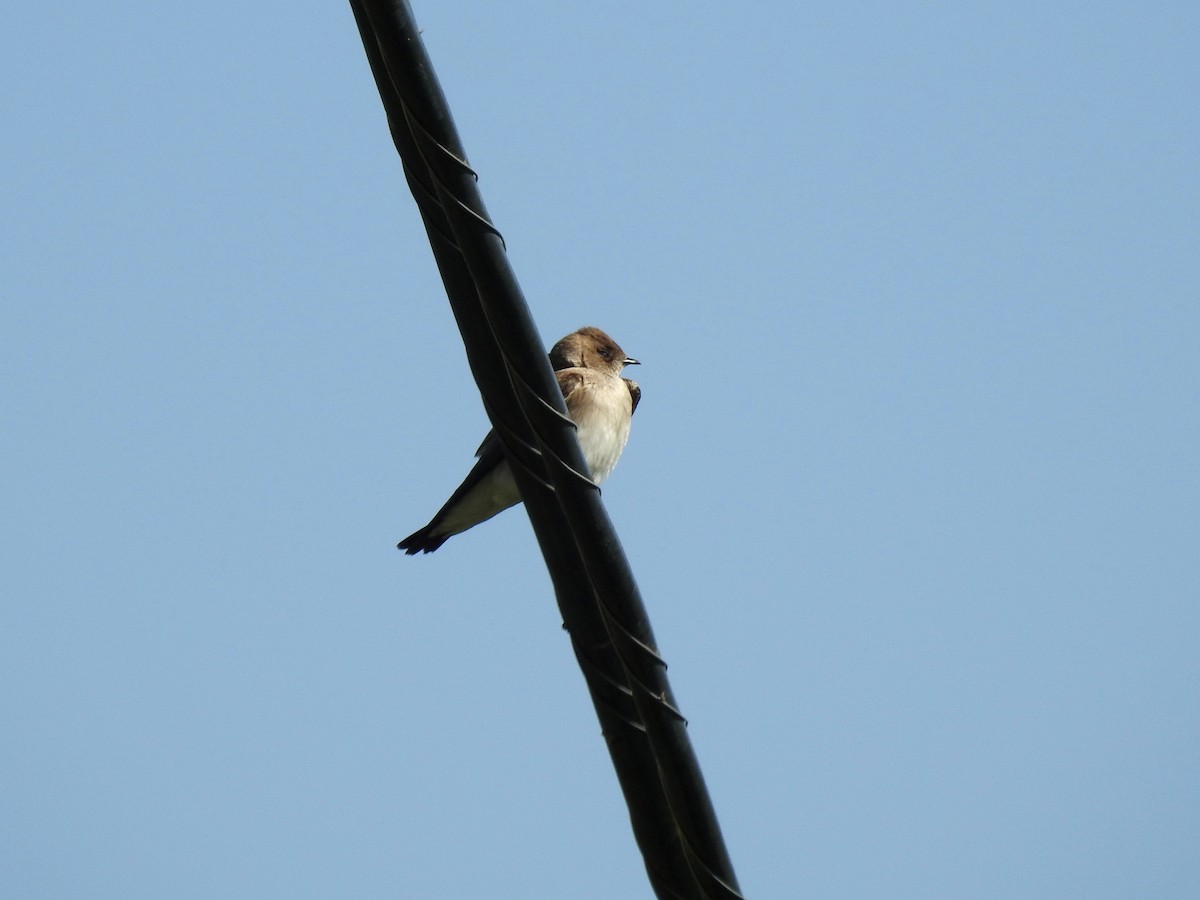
[397,525,450,555]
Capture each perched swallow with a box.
[398,327,641,554]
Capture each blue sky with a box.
[3,3,1197,897]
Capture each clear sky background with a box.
[3,3,1197,898]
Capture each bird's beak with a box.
[623,357,640,366]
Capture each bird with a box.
[398,326,641,554]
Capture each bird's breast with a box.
[570,377,633,484]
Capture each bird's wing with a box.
[474,429,500,459]
[624,378,641,414]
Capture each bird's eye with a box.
[598,347,612,359]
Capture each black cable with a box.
[350,3,744,896]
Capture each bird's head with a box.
[550,326,639,374]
